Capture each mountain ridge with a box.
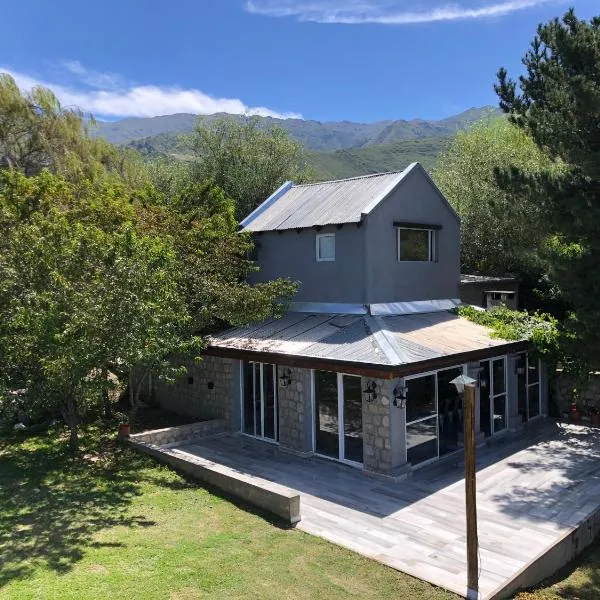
[92,106,500,151]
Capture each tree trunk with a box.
[61,395,80,452]
[102,368,112,419]
[69,421,79,452]
[128,370,148,434]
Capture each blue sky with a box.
[1,1,596,122]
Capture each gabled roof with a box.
[240,163,424,233]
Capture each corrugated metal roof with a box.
[208,310,518,368]
[460,274,519,284]
[241,165,416,232]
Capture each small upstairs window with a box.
[316,233,335,262]
[397,227,436,262]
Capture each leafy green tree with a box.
[495,9,600,362]
[433,118,558,275]
[191,116,309,219]
[0,73,146,186]
[0,171,195,449]
[139,178,298,333]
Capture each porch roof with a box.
[205,310,530,378]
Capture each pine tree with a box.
[495,9,600,364]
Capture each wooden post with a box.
[464,382,479,599]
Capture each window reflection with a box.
[406,374,436,422]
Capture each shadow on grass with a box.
[0,425,186,587]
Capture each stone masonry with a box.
[362,378,394,474]
[277,367,313,455]
[129,419,227,446]
[153,355,238,430]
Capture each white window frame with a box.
[490,357,508,435]
[316,233,335,262]
[526,355,542,420]
[404,365,467,468]
[240,361,279,444]
[310,370,362,468]
[397,227,435,262]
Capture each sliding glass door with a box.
[479,358,507,437]
[516,353,541,422]
[243,362,278,441]
[314,371,363,464]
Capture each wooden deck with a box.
[161,422,600,599]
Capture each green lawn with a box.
[0,427,598,600]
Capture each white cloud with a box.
[0,64,301,120]
[244,0,558,24]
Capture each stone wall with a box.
[153,356,238,430]
[129,419,227,446]
[277,367,312,455]
[362,378,394,474]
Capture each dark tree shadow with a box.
[0,427,177,587]
[488,423,600,526]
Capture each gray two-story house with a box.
[154,163,548,476]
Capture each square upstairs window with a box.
[316,233,335,262]
[397,227,436,262]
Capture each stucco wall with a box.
[460,281,519,309]
[363,169,461,303]
[248,168,460,305]
[248,225,366,304]
[153,356,239,430]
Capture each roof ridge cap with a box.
[363,314,407,366]
[293,170,405,188]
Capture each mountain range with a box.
[92,106,501,179]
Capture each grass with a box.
[0,425,457,600]
[1,426,599,600]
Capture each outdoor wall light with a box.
[393,384,407,408]
[450,374,478,394]
[207,381,214,390]
[363,380,378,403]
[278,368,292,388]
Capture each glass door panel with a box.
[406,373,438,466]
[407,417,438,465]
[243,362,277,440]
[315,370,339,458]
[492,358,507,434]
[516,353,527,422]
[479,361,492,437]
[343,375,363,463]
[406,374,436,422]
[528,357,541,418]
[243,362,258,435]
[437,367,463,456]
[263,365,276,440]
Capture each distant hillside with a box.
[307,137,449,180]
[94,106,500,151]
[125,130,449,180]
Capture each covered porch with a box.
[137,421,600,599]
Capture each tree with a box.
[191,116,309,219]
[0,73,146,186]
[495,9,600,362]
[433,118,558,275]
[0,170,196,449]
